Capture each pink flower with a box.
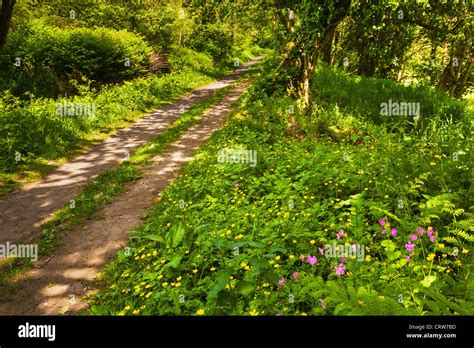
[379,219,386,226]
[410,233,418,241]
[277,278,285,286]
[275,313,283,316]
[405,255,411,262]
[318,247,324,255]
[340,258,347,263]
[381,229,387,235]
[336,229,345,240]
[308,255,317,265]
[405,241,415,252]
[293,272,298,281]
[234,182,239,188]
[429,235,436,243]
[335,263,346,276]
[319,298,326,309]
[417,227,425,235]
[427,229,434,237]
[300,255,307,261]
[351,245,357,252]
[390,228,398,237]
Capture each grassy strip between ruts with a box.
[0,63,262,288]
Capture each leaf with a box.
[380,240,396,252]
[207,270,231,305]
[236,280,255,296]
[165,256,182,269]
[146,234,163,243]
[420,275,436,288]
[170,223,185,248]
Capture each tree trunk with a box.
[358,50,375,76]
[437,44,465,93]
[0,0,16,51]
[454,53,473,98]
[320,24,337,64]
[297,50,317,109]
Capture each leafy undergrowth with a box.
[90,63,473,316]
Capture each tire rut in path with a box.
[0,56,263,245]
[0,79,251,315]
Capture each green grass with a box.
[88,61,473,316]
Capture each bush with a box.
[0,21,152,97]
[188,23,233,62]
[168,48,214,75]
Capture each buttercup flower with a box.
[196,309,205,315]
[308,255,317,265]
[427,253,435,261]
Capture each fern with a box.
[442,212,474,247]
[331,285,417,315]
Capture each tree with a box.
[0,0,16,51]
[404,0,473,97]
[274,0,351,109]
